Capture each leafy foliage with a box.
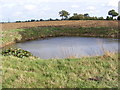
[69,14,85,20]
[117,16,120,20]
[59,10,70,19]
[31,19,36,22]
[2,48,33,58]
[106,16,113,20]
[84,13,89,17]
[108,9,118,18]
[69,14,104,20]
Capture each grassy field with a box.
[1,20,119,88]
[1,26,119,48]
[2,53,118,88]
[1,20,118,31]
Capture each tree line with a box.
[15,9,119,23]
[59,9,119,20]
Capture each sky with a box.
[0,0,119,22]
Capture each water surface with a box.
[5,37,119,59]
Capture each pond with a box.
[4,37,119,59]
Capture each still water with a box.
[5,37,119,59]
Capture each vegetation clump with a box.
[2,48,32,58]
[108,9,118,19]
[117,16,120,20]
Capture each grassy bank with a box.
[1,26,119,88]
[1,26,119,48]
[2,53,118,88]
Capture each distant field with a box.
[1,20,118,30]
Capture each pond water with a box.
[4,37,119,59]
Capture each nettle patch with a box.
[2,48,33,58]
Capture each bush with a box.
[98,17,104,20]
[16,21,21,23]
[69,14,105,20]
[31,19,35,22]
[2,48,33,58]
[40,19,44,21]
[106,16,113,20]
[69,14,85,20]
[117,16,120,20]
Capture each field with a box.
[1,20,118,31]
[1,20,118,48]
[1,20,119,88]
[2,53,119,88]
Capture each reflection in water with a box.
[4,37,119,59]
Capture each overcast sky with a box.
[0,0,119,22]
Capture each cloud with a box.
[106,0,119,7]
[86,6,100,15]
[119,1,120,14]
[0,0,119,22]
[87,6,96,11]
[0,0,106,3]
[42,7,51,11]
[0,15,2,20]
[24,4,36,10]
[71,5,80,8]
[1,3,16,8]
[13,12,23,16]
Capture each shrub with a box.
[2,48,33,58]
[98,17,104,20]
[31,19,35,22]
[40,19,44,21]
[106,16,113,20]
[16,21,21,23]
[117,16,120,20]
[69,14,85,20]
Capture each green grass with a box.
[2,53,118,88]
[1,26,119,88]
[1,27,119,47]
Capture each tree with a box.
[31,19,35,22]
[55,18,59,21]
[117,16,120,20]
[49,18,53,21]
[28,20,31,22]
[73,13,78,16]
[69,14,84,20]
[16,21,21,23]
[59,10,70,20]
[40,19,44,21]
[98,17,104,20]
[108,9,118,19]
[84,13,89,17]
[106,16,113,20]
